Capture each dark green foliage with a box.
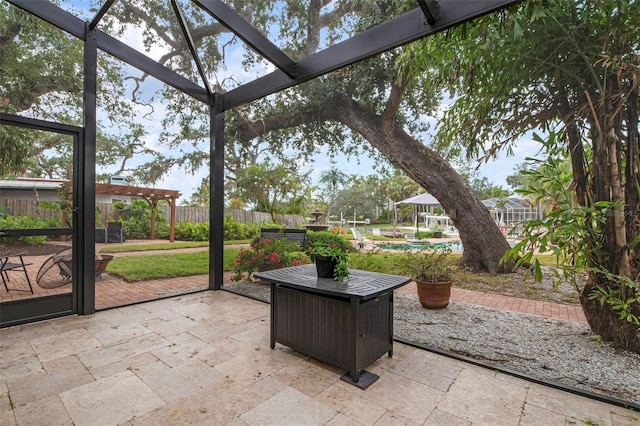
[224,215,260,240]
[174,216,261,242]
[175,221,210,241]
[119,200,165,239]
[306,230,352,254]
[0,215,61,244]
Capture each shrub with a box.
[224,215,260,240]
[232,238,310,282]
[0,215,61,245]
[175,221,210,241]
[119,199,167,239]
[0,205,10,218]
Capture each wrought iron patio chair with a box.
[1,252,34,294]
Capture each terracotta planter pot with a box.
[315,255,337,278]
[416,279,452,309]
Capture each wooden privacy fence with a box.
[0,200,306,228]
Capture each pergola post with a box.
[148,199,157,240]
[169,197,176,242]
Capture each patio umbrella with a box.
[395,193,442,234]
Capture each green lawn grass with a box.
[105,244,562,282]
[108,248,241,282]
[99,240,249,253]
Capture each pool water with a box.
[376,241,464,251]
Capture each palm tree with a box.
[318,167,350,221]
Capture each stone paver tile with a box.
[436,368,527,426]
[494,371,531,388]
[138,358,225,403]
[225,418,251,426]
[373,411,420,425]
[218,301,270,325]
[137,299,186,320]
[316,382,387,425]
[246,376,288,400]
[88,352,164,380]
[150,333,218,368]
[343,371,443,425]
[240,386,337,426]
[526,383,615,426]
[45,315,108,334]
[188,320,255,343]
[59,371,165,426]
[30,328,102,363]
[0,384,17,426]
[98,304,157,326]
[130,378,261,425]
[12,395,73,426]
[140,315,199,337]
[610,411,640,426]
[230,323,271,347]
[391,349,462,392]
[207,336,255,357]
[0,322,57,347]
[197,347,236,369]
[367,344,435,375]
[273,357,341,397]
[7,356,94,407]
[86,321,153,346]
[518,403,567,425]
[213,345,301,387]
[0,355,43,383]
[166,301,221,322]
[326,413,366,426]
[0,340,34,365]
[77,333,169,370]
[424,408,471,425]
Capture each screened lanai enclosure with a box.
[0,0,520,327]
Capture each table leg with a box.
[350,297,360,383]
[270,282,275,349]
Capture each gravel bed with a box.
[224,281,640,407]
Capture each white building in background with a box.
[0,178,134,204]
[481,197,541,225]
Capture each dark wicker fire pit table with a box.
[254,264,411,389]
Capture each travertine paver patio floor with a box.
[1,290,638,425]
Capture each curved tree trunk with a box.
[333,100,512,273]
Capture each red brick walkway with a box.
[397,282,587,324]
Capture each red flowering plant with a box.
[232,238,310,282]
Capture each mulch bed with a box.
[0,241,70,257]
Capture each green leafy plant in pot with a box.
[397,245,455,308]
[308,242,350,281]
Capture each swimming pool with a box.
[376,241,464,251]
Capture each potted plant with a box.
[308,242,350,281]
[429,223,445,238]
[397,245,455,308]
[232,238,310,282]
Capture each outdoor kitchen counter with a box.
[254,264,411,388]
